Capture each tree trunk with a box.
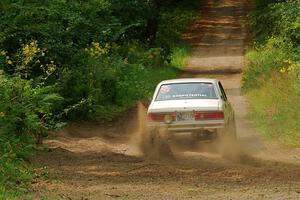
[146,0,161,44]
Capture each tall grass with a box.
[170,43,192,69]
[247,73,300,147]
[243,0,300,147]
[243,39,300,147]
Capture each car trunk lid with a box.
[148,99,221,113]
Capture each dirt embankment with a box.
[29,0,300,199]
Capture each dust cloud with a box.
[127,102,174,160]
[127,102,253,164]
[126,102,147,156]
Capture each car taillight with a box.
[195,111,224,120]
[147,113,176,122]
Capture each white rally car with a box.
[146,78,236,142]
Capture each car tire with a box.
[140,127,173,159]
[228,118,237,140]
[217,118,239,160]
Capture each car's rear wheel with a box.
[216,118,237,140]
[227,118,237,140]
[140,127,173,159]
[217,118,239,160]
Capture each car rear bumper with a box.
[147,120,225,132]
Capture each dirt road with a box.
[29,0,300,199]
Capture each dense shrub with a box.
[244,0,300,89]
[250,0,300,45]
[0,72,63,193]
[0,0,199,120]
[0,0,199,194]
[243,37,292,90]
[244,0,300,146]
[61,43,178,120]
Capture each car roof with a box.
[158,78,218,85]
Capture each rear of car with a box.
[147,79,227,135]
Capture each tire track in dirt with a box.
[29,0,300,199]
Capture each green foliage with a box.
[0,73,63,137]
[247,73,300,147]
[170,43,192,69]
[250,0,300,44]
[0,0,149,66]
[244,0,300,146]
[0,0,198,121]
[58,42,178,120]
[157,1,199,49]
[0,72,63,193]
[0,135,34,192]
[245,0,300,90]
[243,37,292,90]
[0,0,199,196]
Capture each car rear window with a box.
[155,82,218,101]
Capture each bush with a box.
[247,72,300,146]
[0,0,199,195]
[245,0,300,91]
[58,42,178,120]
[250,0,300,44]
[243,37,292,90]
[170,43,192,69]
[0,0,199,121]
[0,72,63,193]
[244,0,300,146]
[157,1,199,49]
